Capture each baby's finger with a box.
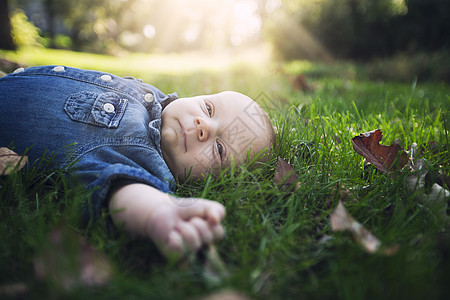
[205,202,225,225]
[167,230,183,251]
[156,231,184,261]
[190,217,213,244]
[176,222,202,252]
[177,199,224,222]
[211,224,225,241]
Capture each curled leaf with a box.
[352,129,408,173]
[330,201,398,255]
[0,147,27,175]
[406,158,427,190]
[274,157,301,191]
[427,184,450,204]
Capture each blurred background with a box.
[1,0,449,60]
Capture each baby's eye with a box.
[216,141,223,157]
[206,104,213,116]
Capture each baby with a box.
[0,65,275,259]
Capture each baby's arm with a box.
[109,183,225,258]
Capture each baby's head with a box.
[161,91,275,181]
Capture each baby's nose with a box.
[194,117,209,142]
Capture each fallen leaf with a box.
[0,147,27,175]
[409,142,449,189]
[352,129,408,173]
[330,201,398,255]
[290,74,313,92]
[273,157,301,191]
[427,184,450,206]
[33,224,112,291]
[406,158,450,216]
[0,58,24,73]
[406,158,427,186]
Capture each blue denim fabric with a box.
[0,65,177,220]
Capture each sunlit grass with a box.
[1,46,275,97]
[0,46,270,75]
[0,48,449,299]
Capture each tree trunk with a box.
[44,0,56,48]
[0,0,16,50]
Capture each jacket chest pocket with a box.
[64,91,128,128]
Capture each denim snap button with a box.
[53,66,65,72]
[13,67,25,74]
[144,93,154,103]
[100,74,113,82]
[103,103,115,113]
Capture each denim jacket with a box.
[0,65,177,220]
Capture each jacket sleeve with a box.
[69,146,175,223]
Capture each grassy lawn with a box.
[1,48,449,299]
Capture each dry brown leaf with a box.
[33,225,112,291]
[274,157,301,191]
[330,201,398,255]
[0,58,23,73]
[0,147,27,175]
[352,129,408,173]
[290,74,313,92]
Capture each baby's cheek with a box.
[161,127,177,146]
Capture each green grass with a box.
[1,48,449,299]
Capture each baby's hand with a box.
[109,183,225,259]
[147,198,225,258]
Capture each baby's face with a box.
[161,91,271,181]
